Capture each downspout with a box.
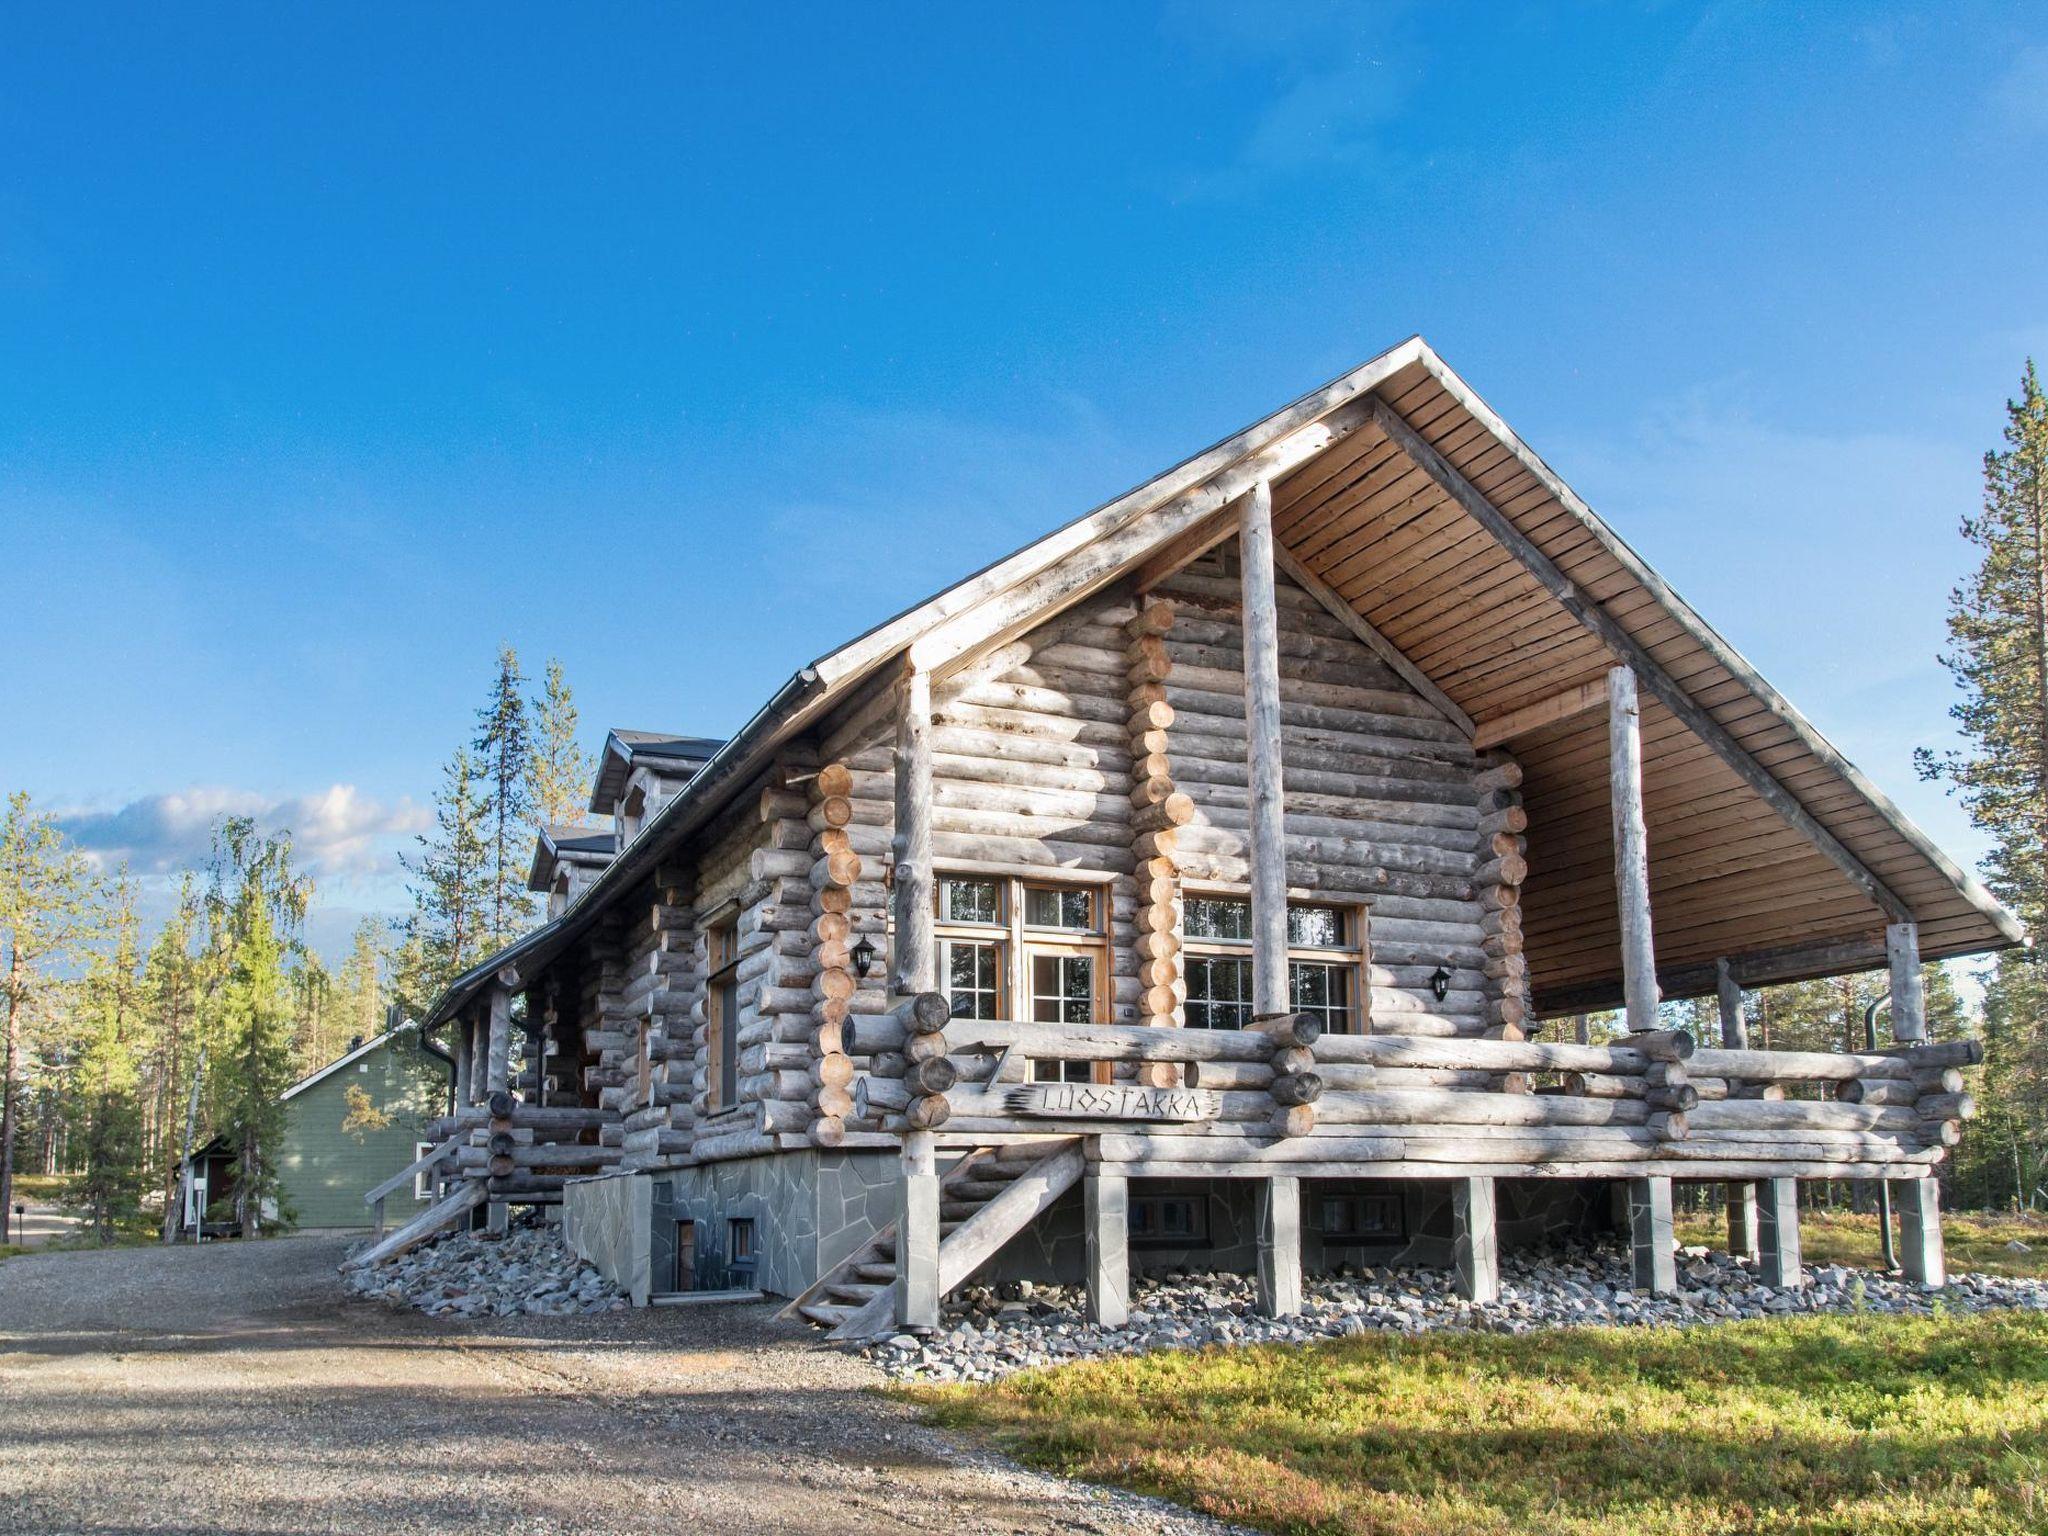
[406,1005,461,1117]
[1863,992,1898,1272]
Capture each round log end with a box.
[487,1089,517,1120]
[1273,1103,1316,1137]
[905,1094,953,1132]
[907,990,951,1032]
[810,1116,848,1149]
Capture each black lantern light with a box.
[1428,964,1452,1002]
[850,934,878,979]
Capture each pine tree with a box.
[527,657,594,831]
[399,748,493,1015]
[198,818,309,1237]
[212,899,295,1236]
[328,917,388,1043]
[1917,361,2048,1208]
[0,792,99,1226]
[69,871,148,1242]
[474,645,535,947]
[143,881,201,1241]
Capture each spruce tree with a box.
[1918,361,2048,1208]
[399,747,493,1012]
[474,645,535,947]
[527,657,594,830]
[0,792,98,1226]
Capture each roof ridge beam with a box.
[1367,393,1912,925]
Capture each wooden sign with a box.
[1002,1082,1220,1123]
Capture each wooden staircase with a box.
[781,1137,1084,1341]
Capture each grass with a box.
[1673,1207,2048,1279]
[10,1173,77,1202]
[904,1311,2048,1535]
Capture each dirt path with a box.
[0,1235,1225,1535]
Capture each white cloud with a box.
[56,784,428,881]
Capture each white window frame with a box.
[1180,888,1368,1034]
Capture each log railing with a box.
[853,1011,1977,1177]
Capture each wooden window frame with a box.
[933,872,1111,1082]
[706,919,740,1112]
[1180,886,1369,1034]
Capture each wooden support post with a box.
[1256,1174,1302,1318]
[1716,959,1759,1259]
[467,1014,487,1107]
[1240,478,1288,1023]
[486,979,513,1097]
[1898,1176,1945,1286]
[1241,479,1313,1135]
[891,666,935,1000]
[1084,1170,1130,1327]
[1626,1176,1676,1295]
[893,665,942,1330]
[1758,1178,1804,1288]
[896,1134,940,1329]
[454,1018,474,1108]
[1609,667,1660,1034]
[1886,922,1927,1044]
[1452,1176,1499,1304]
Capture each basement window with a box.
[1128,1194,1210,1248]
[1317,1191,1405,1242]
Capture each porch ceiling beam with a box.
[1271,543,1475,738]
[1470,677,1607,751]
[1368,394,1911,925]
[1534,932,1891,1017]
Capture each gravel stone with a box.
[340,1215,628,1317]
[864,1241,2048,1383]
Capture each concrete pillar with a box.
[1452,1177,1499,1304]
[1758,1177,1804,1289]
[1627,1176,1677,1295]
[1256,1176,1302,1317]
[1727,1182,1761,1261]
[896,1137,941,1330]
[1084,1170,1130,1327]
[1899,1177,1946,1287]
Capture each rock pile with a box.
[867,1242,2048,1383]
[343,1220,627,1319]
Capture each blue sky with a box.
[2,3,2045,957]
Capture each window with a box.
[937,877,1005,1023]
[412,1141,435,1202]
[1317,1190,1405,1242]
[1183,895,1364,1033]
[706,920,740,1112]
[932,874,1108,1083]
[1129,1193,1211,1247]
[727,1217,757,1281]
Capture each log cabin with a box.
[352,336,2021,1332]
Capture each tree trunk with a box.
[0,950,21,1228]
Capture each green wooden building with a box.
[276,1026,452,1231]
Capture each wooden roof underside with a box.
[1270,356,2021,1013]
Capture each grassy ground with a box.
[1673,1206,2048,1278]
[907,1310,2048,1535]
[10,1173,77,1201]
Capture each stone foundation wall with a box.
[659,1149,899,1299]
[562,1171,655,1305]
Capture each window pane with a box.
[945,941,1001,1020]
[1031,953,1095,1024]
[1289,961,1351,1034]
[1184,897,1251,941]
[940,878,1001,924]
[1287,904,1345,948]
[1024,886,1093,931]
[1185,954,1253,1030]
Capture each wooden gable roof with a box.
[423,337,2018,1030]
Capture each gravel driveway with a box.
[0,1235,1230,1535]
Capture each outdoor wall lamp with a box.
[1428,965,1452,1002]
[850,934,878,979]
